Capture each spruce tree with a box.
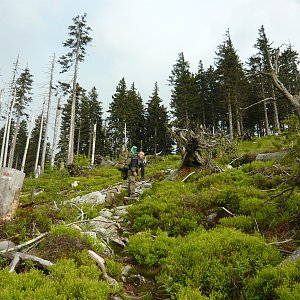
[126,83,145,150]
[26,114,46,175]
[169,52,198,129]
[107,78,128,157]
[57,84,82,162]
[14,119,28,169]
[8,67,33,167]
[88,87,106,157]
[58,13,92,165]
[145,82,173,154]
[215,30,247,139]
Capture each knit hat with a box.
[130,146,137,154]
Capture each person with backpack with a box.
[127,146,145,197]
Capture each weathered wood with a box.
[87,250,119,288]
[0,167,25,223]
[2,251,53,272]
[0,232,48,253]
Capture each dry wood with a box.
[0,232,48,253]
[87,250,119,288]
[181,171,195,182]
[221,207,234,216]
[261,47,300,118]
[2,251,53,272]
[267,239,293,245]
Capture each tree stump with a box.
[0,168,25,223]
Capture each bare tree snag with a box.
[263,48,300,118]
[0,168,25,223]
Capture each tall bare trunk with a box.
[67,35,81,165]
[50,97,61,169]
[236,107,241,137]
[41,55,55,174]
[271,85,281,134]
[263,101,270,136]
[34,100,45,178]
[21,115,34,172]
[8,108,21,168]
[91,123,96,166]
[2,91,16,167]
[228,101,233,141]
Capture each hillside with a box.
[1,132,300,299]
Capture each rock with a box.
[69,191,106,205]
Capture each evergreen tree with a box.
[107,78,128,157]
[144,82,173,154]
[8,67,33,167]
[57,84,82,163]
[78,87,105,158]
[195,63,222,133]
[89,87,105,156]
[25,114,46,175]
[126,83,145,150]
[58,13,92,165]
[244,55,265,136]
[215,30,247,139]
[169,52,198,129]
[14,119,28,169]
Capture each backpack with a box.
[129,153,141,170]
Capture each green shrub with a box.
[177,286,211,299]
[128,181,199,235]
[220,215,255,232]
[0,259,116,299]
[105,258,123,281]
[239,197,265,215]
[245,260,300,299]
[127,230,176,267]
[157,228,282,299]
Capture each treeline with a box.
[0,19,299,176]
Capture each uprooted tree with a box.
[169,127,232,171]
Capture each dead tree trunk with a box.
[0,167,25,223]
[263,48,300,118]
[41,54,55,174]
[21,115,34,172]
[170,127,227,171]
[50,97,61,169]
[34,101,45,178]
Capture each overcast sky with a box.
[1,0,300,123]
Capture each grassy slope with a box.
[1,135,300,299]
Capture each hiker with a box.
[116,145,130,180]
[127,147,145,197]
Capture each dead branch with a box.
[87,250,119,288]
[240,97,274,110]
[1,251,53,272]
[267,239,293,246]
[0,232,48,253]
[221,207,234,216]
[181,171,195,182]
